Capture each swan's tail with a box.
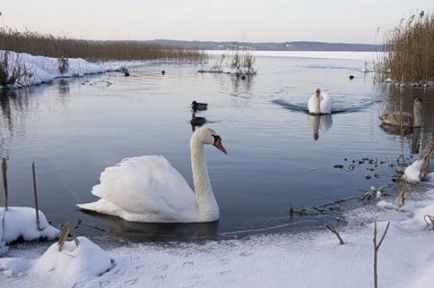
[77,199,122,216]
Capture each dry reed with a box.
[0,51,29,86]
[58,221,79,251]
[376,11,434,83]
[0,27,204,61]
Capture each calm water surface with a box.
[1,53,433,241]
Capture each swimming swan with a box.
[77,127,227,223]
[379,98,422,127]
[308,89,332,115]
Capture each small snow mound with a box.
[0,207,59,243]
[403,160,423,182]
[33,236,114,283]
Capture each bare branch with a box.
[326,224,345,245]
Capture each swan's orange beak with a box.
[213,135,228,154]
[214,141,228,154]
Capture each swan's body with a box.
[308,89,332,115]
[77,127,227,223]
[380,98,423,127]
[362,61,370,73]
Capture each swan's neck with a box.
[413,102,422,127]
[190,139,219,221]
[315,95,321,113]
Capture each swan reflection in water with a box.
[308,114,333,141]
[79,211,219,242]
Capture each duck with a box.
[379,98,422,127]
[308,88,332,115]
[191,101,208,112]
[77,127,227,223]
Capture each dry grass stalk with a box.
[0,51,29,87]
[376,11,434,83]
[419,137,434,179]
[32,162,41,231]
[57,56,69,74]
[326,224,345,245]
[395,178,412,209]
[373,221,391,288]
[1,158,8,210]
[423,215,434,229]
[58,221,79,251]
[0,27,204,62]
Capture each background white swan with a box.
[77,127,227,223]
[308,89,332,114]
[380,98,423,127]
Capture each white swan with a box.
[308,89,332,115]
[380,98,423,127]
[77,127,227,223]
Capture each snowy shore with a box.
[0,177,434,287]
[0,50,137,88]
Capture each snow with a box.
[0,50,131,88]
[2,179,434,287]
[0,207,59,244]
[33,237,113,283]
[402,160,434,182]
[403,160,423,182]
[0,237,113,285]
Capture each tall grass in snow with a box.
[0,27,204,61]
[376,11,434,83]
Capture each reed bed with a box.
[376,11,434,83]
[0,27,204,61]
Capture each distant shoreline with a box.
[206,50,382,61]
[150,39,383,52]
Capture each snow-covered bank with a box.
[2,181,434,287]
[0,51,132,88]
[0,236,113,285]
[0,207,59,244]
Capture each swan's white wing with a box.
[88,155,198,220]
[320,93,332,114]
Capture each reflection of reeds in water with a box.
[0,89,31,157]
[0,27,204,61]
[376,11,434,82]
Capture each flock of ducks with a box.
[77,83,425,223]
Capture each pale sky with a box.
[1,0,433,43]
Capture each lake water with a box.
[1,52,433,242]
